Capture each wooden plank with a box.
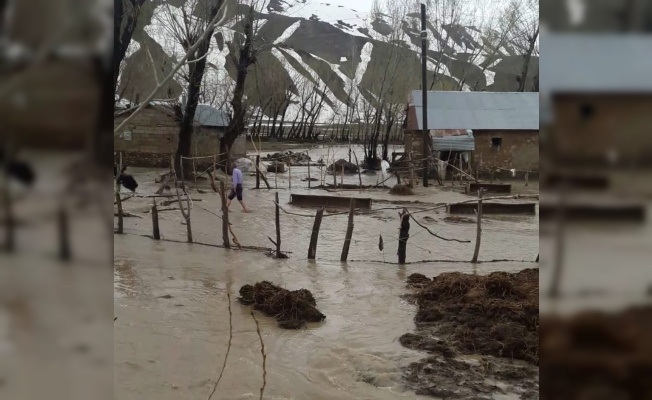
[448,202,536,215]
[466,182,512,194]
[543,173,609,191]
[290,194,373,210]
[539,203,645,222]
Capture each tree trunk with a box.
[174,2,221,175]
[222,15,255,161]
[517,27,540,92]
[113,0,147,95]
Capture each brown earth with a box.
[401,268,539,399]
[389,184,415,196]
[239,281,326,329]
[540,306,652,400]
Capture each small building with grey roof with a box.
[403,90,539,175]
[540,33,652,168]
[114,102,245,168]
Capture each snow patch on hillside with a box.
[274,21,301,44]
[283,48,347,112]
[355,42,373,84]
[273,0,370,38]
[125,41,140,58]
[484,69,496,86]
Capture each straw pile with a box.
[540,306,652,399]
[239,281,326,329]
[403,268,539,364]
[389,184,414,196]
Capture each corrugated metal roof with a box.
[540,34,652,93]
[409,91,539,130]
[432,130,475,151]
[194,104,229,127]
[539,34,652,125]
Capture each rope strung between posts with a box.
[180,152,228,160]
[272,202,469,243]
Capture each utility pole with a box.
[420,3,429,187]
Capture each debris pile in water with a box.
[389,184,414,196]
[401,268,539,398]
[404,268,539,363]
[328,158,359,173]
[540,306,652,399]
[264,151,311,164]
[239,281,325,329]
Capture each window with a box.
[491,137,502,149]
[580,103,594,120]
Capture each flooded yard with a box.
[114,146,539,399]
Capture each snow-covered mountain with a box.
[118,0,539,124]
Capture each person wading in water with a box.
[227,162,249,213]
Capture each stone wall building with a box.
[114,103,245,167]
[541,34,652,168]
[404,91,539,176]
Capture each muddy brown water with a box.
[115,146,539,399]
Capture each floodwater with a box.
[114,145,539,399]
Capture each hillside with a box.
[117,0,539,126]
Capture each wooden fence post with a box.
[288,160,292,189]
[171,156,192,243]
[308,154,312,189]
[192,158,198,190]
[220,181,230,249]
[398,209,410,264]
[3,176,14,251]
[408,152,415,188]
[151,199,160,240]
[340,200,355,261]
[116,152,124,234]
[525,170,529,186]
[256,155,260,189]
[59,205,71,261]
[340,164,344,187]
[275,192,281,257]
[550,185,566,298]
[353,152,362,189]
[308,207,324,260]
[459,156,463,185]
[471,189,483,263]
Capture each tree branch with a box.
[114,1,230,133]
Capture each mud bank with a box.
[540,306,652,399]
[401,269,539,399]
[239,281,326,329]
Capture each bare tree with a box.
[220,0,269,168]
[114,0,147,96]
[361,0,413,168]
[508,0,539,92]
[152,0,227,174]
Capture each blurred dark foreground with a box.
[540,1,652,399]
[1,0,652,399]
[1,1,113,399]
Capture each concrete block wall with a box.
[473,130,539,172]
[114,107,245,168]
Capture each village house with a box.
[114,103,246,168]
[403,90,539,178]
[541,34,652,168]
